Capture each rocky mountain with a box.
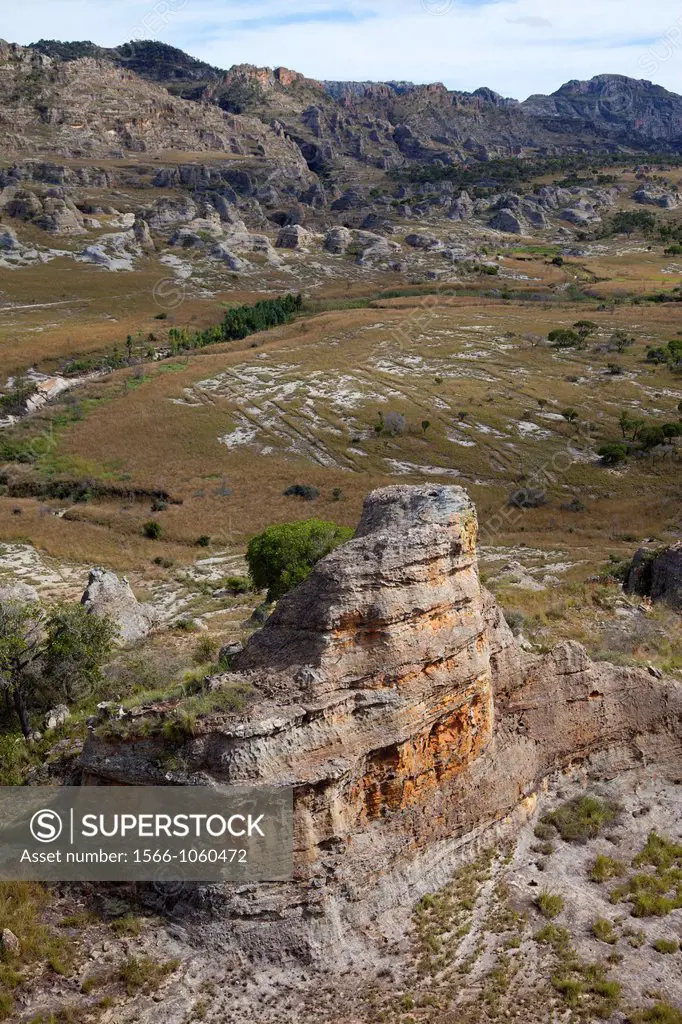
[18,39,682,176]
[522,74,682,144]
[0,40,311,185]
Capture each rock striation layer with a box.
[80,486,682,954]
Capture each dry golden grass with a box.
[0,287,676,574]
[0,159,681,577]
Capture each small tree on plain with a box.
[573,320,599,343]
[548,329,581,349]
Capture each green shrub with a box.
[193,635,218,665]
[633,1004,682,1024]
[653,938,679,954]
[283,484,320,501]
[223,575,252,594]
[246,519,353,601]
[551,976,583,1007]
[143,520,163,540]
[598,443,629,466]
[118,956,179,995]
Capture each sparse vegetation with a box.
[591,854,625,883]
[592,917,618,944]
[118,955,179,995]
[536,891,565,919]
[541,796,620,843]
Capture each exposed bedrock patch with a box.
[80,485,682,957]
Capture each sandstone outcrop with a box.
[80,568,155,645]
[275,224,313,249]
[80,486,682,955]
[626,544,682,610]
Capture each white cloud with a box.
[4,0,682,98]
[506,16,553,28]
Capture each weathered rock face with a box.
[0,581,39,604]
[80,486,682,954]
[275,223,313,249]
[80,568,155,645]
[489,209,527,234]
[626,544,682,610]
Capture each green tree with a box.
[610,329,635,353]
[573,320,599,342]
[618,410,645,440]
[563,408,579,424]
[247,520,354,602]
[611,210,657,237]
[598,443,628,466]
[40,603,118,706]
[0,601,116,737]
[548,329,581,349]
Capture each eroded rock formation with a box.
[80,486,682,952]
[81,568,156,645]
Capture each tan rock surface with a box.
[80,485,682,956]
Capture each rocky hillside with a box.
[523,74,682,143]
[17,39,682,175]
[0,40,311,185]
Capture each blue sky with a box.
[4,0,682,99]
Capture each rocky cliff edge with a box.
[80,485,682,953]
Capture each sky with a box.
[4,0,682,100]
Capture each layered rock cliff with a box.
[80,485,682,952]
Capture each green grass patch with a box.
[591,854,625,883]
[536,891,565,919]
[541,796,620,843]
[592,918,618,944]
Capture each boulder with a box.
[299,183,327,209]
[219,641,244,663]
[1,930,20,956]
[144,196,197,230]
[212,244,248,272]
[626,544,682,610]
[448,191,474,221]
[405,232,441,249]
[0,582,39,604]
[4,189,43,220]
[133,216,155,251]
[489,209,527,234]
[633,187,679,208]
[520,201,549,228]
[35,196,86,235]
[44,704,70,731]
[80,569,155,645]
[0,225,21,251]
[560,199,601,225]
[168,227,204,248]
[331,189,368,212]
[275,224,313,249]
[80,484,682,958]
[324,226,352,254]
